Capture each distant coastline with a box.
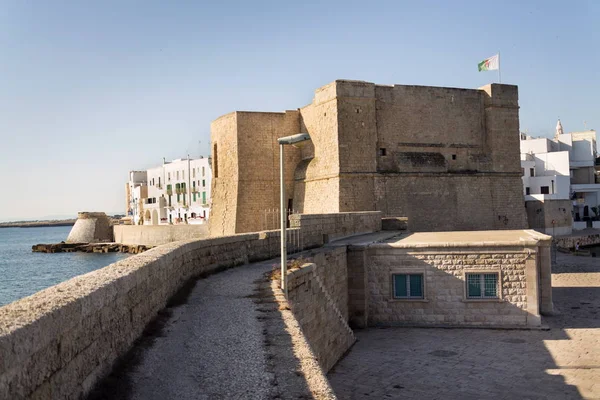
[0,219,76,228]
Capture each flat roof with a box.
[376,229,551,249]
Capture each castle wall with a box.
[373,174,527,232]
[210,80,527,234]
[330,81,526,231]
[375,84,486,173]
[210,111,301,235]
[295,82,342,214]
[209,112,240,236]
[238,111,301,233]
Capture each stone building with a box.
[209,80,527,236]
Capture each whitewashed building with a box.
[521,120,599,233]
[127,157,212,225]
[125,171,148,225]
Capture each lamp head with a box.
[278,133,311,147]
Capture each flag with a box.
[478,54,499,71]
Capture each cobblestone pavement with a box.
[328,254,600,400]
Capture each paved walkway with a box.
[89,260,278,400]
[328,254,600,400]
[89,257,332,400]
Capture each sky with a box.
[0,0,598,221]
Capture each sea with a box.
[0,226,129,307]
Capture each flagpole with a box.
[498,52,501,84]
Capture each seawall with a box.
[0,212,381,399]
[113,225,209,246]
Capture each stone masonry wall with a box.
[287,248,355,373]
[210,80,527,234]
[0,212,374,399]
[66,212,113,243]
[526,199,573,236]
[209,112,239,237]
[290,211,382,248]
[372,174,527,232]
[235,111,302,234]
[365,246,542,327]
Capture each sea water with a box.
[0,226,128,307]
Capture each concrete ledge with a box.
[371,229,552,249]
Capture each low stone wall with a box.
[0,231,285,399]
[113,225,209,246]
[555,231,600,249]
[287,247,355,373]
[290,211,382,248]
[0,211,375,399]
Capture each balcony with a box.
[192,186,199,193]
[166,189,173,195]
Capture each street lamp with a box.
[278,133,311,298]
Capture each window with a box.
[379,148,387,156]
[193,192,197,202]
[193,169,196,178]
[541,186,550,194]
[466,273,499,299]
[202,166,205,176]
[530,168,534,177]
[213,143,218,178]
[525,187,530,195]
[452,154,456,160]
[392,273,424,299]
[177,171,180,180]
[202,191,206,204]
[521,168,525,176]
[168,172,171,181]
[182,170,185,179]
[202,179,206,187]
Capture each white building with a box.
[521,120,599,233]
[128,157,212,225]
[125,171,148,225]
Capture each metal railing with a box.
[262,208,303,257]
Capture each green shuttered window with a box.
[393,274,424,299]
[466,273,499,299]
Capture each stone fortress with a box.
[2,80,573,400]
[209,80,528,236]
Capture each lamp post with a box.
[278,133,311,298]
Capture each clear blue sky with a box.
[0,0,598,221]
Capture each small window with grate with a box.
[392,273,424,299]
[466,273,499,299]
